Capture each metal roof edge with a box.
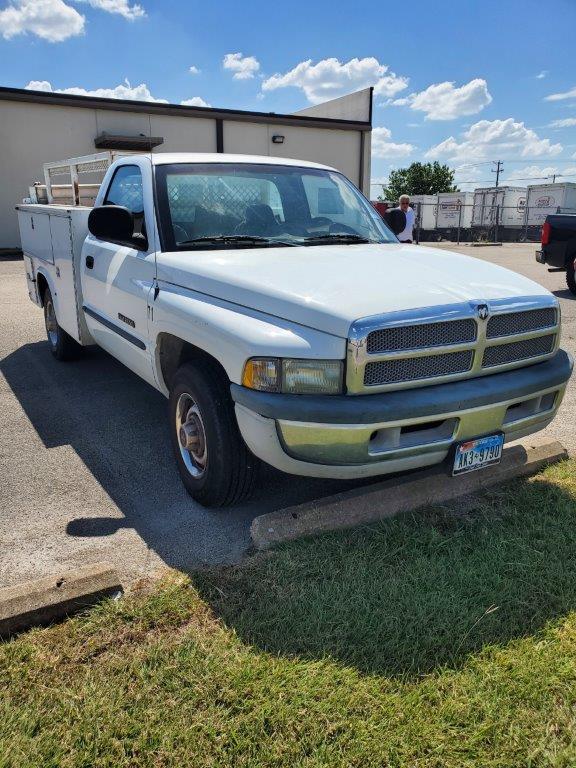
[0,86,372,131]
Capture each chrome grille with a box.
[482,334,556,368]
[487,308,557,339]
[347,296,559,394]
[364,350,473,386]
[366,319,476,353]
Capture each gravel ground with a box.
[1,243,573,587]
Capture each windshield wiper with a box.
[177,235,296,247]
[303,233,373,245]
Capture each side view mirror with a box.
[383,208,407,237]
[88,205,147,251]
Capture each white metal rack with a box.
[42,151,130,205]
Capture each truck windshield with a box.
[155,163,397,250]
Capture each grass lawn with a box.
[3,460,576,766]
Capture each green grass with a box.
[3,461,576,766]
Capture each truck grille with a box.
[364,350,473,386]
[482,334,556,368]
[347,298,559,394]
[486,308,556,338]
[367,319,476,353]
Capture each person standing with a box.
[396,194,415,243]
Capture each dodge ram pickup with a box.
[536,213,576,295]
[17,152,573,506]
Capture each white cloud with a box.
[75,0,145,20]
[188,66,200,75]
[261,57,408,105]
[536,71,548,80]
[180,96,210,107]
[0,0,84,42]
[426,118,563,162]
[550,118,576,128]
[25,78,167,102]
[504,164,576,182]
[0,0,145,42]
[392,79,492,120]
[545,86,576,102]
[371,126,414,159]
[223,52,260,80]
[506,165,559,180]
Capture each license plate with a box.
[452,433,504,476]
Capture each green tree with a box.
[380,162,458,201]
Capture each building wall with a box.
[0,97,368,249]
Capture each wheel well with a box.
[36,273,49,305]
[157,333,229,391]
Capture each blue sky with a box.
[1,0,575,195]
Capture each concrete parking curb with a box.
[0,562,122,639]
[251,439,568,550]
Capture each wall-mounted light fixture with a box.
[271,134,285,144]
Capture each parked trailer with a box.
[410,195,439,241]
[435,192,474,241]
[471,186,527,242]
[524,183,576,240]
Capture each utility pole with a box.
[492,160,504,188]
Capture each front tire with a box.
[566,260,576,296]
[169,360,259,507]
[43,287,81,361]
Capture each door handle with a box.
[85,255,94,269]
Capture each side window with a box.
[104,165,144,215]
[103,164,145,236]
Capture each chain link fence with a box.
[374,201,576,245]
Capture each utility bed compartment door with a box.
[23,254,40,306]
[19,211,54,264]
[50,215,82,340]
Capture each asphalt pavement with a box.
[1,243,574,588]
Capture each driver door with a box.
[82,161,157,386]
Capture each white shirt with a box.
[397,206,415,242]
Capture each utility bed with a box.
[17,203,92,344]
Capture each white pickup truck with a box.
[17,152,572,506]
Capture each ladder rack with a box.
[42,151,130,206]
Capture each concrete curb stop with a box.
[251,438,568,550]
[0,562,122,639]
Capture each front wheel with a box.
[169,360,259,507]
[566,260,576,296]
[43,287,81,361]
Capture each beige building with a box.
[0,85,372,250]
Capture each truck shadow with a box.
[194,473,576,677]
[0,340,367,570]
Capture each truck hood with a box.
[157,243,551,338]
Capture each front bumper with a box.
[231,350,572,479]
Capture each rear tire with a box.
[169,359,259,507]
[43,287,81,361]
[566,260,576,296]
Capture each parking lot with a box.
[1,243,574,588]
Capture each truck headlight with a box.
[242,358,344,395]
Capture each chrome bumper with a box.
[232,350,572,478]
[275,384,563,465]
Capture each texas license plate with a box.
[452,433,504,476]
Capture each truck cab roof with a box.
[142,153,336,171]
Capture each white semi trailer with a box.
[410,195,439,241]
[435,192,474,240]
[471,186,527,241]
